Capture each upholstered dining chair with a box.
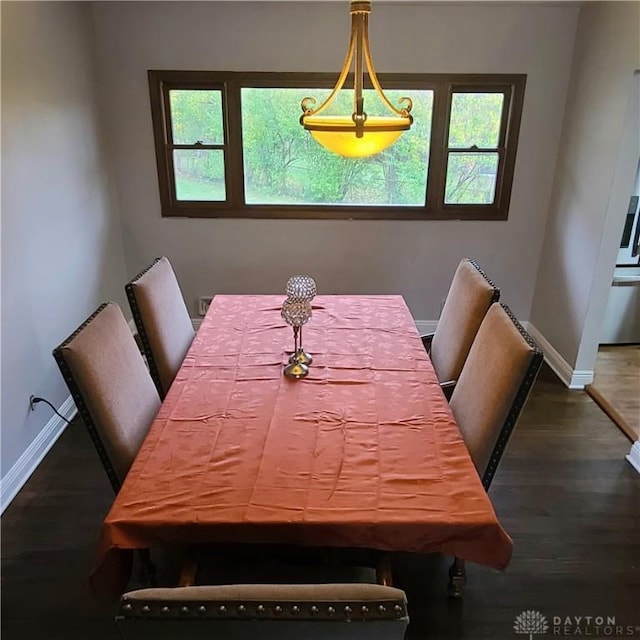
[53,302,162,585]
[446,302,543,597]
[448,302,543,490]
[126,257,195,399]
[422,258,500,397]
[115,583,409,640]
[52,302,161,494]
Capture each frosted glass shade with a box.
[303,115,411,158]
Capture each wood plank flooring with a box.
[2,365,639,639]
[589,345,640,441]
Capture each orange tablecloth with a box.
[92,295,512,593]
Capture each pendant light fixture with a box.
[300,0,413,158]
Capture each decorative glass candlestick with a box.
[285,275,317,366]
[281,299,312,379]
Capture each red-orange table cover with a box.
[93,295,512,592]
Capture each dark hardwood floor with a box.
[2,365,639,639]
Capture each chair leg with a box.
[137,549,157,587]
[179,557,198,587]
[448,557,466,598]
[376,553,393,586]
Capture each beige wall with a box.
[1,2,128,473]
[530,2,640,372]
[91,1,579,322]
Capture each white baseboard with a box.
[626,441,640,474]
[414,320,438,335]
[0,395,77,514]
[525,322,593,389]
[192,318,202,331]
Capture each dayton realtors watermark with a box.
[551,616,640,638]
[514,610,639,638]
[552,616,638,637]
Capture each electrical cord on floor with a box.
[29,396,73,424]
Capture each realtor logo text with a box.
[552,616,636,636]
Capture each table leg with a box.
[376,553,393,586]
[448,557,466,598]
[137,549,157,587]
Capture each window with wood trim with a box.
[149,71,525,220]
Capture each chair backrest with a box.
[430,258,500,384]
[116,583,409,640]
[53,303,161,492]
[126,257,195,398]
[449,303,543,490]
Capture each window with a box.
[169,89,226,201]
[149,71,525,220]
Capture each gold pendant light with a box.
[300,0,413,158]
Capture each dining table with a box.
[91,294,512,596]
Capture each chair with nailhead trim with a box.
[420,258,500,398]
[449,302,543,491]
[126,257,195,399]
[53,303,162,584]
[446,302,543,597]
[115,583,409,639]
[53,302,161,493]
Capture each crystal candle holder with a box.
[284,275,316,366]
[281,299,312,379]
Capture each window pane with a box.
[170,90,224,145]
[241,88,432,206]
[448,93,504,149]
[445,153,498,204]
[173,150,225,201]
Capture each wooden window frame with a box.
[149,70,526,220]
